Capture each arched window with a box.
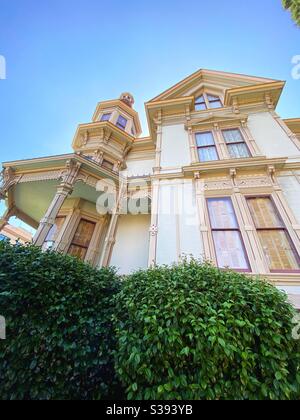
[195,93,223,111]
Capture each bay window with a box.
[247,197,300,272]
[207,197,250,271]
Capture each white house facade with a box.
[1,69,300,307]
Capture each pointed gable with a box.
[149,68,280,103]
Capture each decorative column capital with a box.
[59,159,82,190]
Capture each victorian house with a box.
[1,69,300,307]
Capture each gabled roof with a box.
[149,68,282,102]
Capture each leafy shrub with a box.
[0,241,122,400]
[114,260,300,400]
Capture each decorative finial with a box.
[120,92,135,108]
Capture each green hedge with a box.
[0,241,122,400]
[114,260,300,400]
[1,242,299,400]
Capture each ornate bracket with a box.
[265,93,274,110]
[0,167,16,200]
[230,168,237,185]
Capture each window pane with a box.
[223,129,244,144]
[116,115,127,129]
[207,94,219,101]
[257,230,299,271]
[195,103,207,111]
[209,100,222,109]
[227,143,250,158]
[247,197,283,228]
[72,220,96,247]
[208,198,238,229]
[196,132,215,147]
[68,245,87,261]
[213,230,249,270]
[198,146,218,162]
[101,113,111,122]
[195,95,205,103]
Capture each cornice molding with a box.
[182,157,286,177]
[224,81,285,109]
[185,111,249,130]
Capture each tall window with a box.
[100,113,112,122]
[222,129,251,159]
[207,198,250,271]
[68,219,96,261]
[195,93,222,111]
[116,115,127,130]
[196,131,219,162]
[247,197,300,272]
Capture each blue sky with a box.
[0,0,299,228]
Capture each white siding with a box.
[248,112,300,158]
[156,183,178,265]
[124,159,154,177]
[160,124,191,168]
[110,214,150,274]
[156,180,203,265]
[278,175,300,224]
[179,180,204,260]
[277,286,300,309]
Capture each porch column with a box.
[33,185,73,246]
[33,159,81,247]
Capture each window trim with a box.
[246,195,300,273]
[195,93,223,111]
[116,114,128,130]
[100,112,112,122]
[195,131,220,162]
[222,128,252,159]
[207,197,251,273]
